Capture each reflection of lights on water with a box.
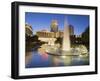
[41,53,48,60]
[38,48,48,60]
[53,57,60,66]
[25,52,32,65]
[61,56,72,66]
[61,55,66,59]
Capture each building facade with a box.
[36,31,63,38]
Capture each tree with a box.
[81,26,89,50]
[32,35,38,41]
[82,26,89,43]
[55,37,62,45]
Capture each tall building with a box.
[50,20,58,32]
[68,25,74,35]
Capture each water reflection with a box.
[25,46,89,68]
[25,52,32,65]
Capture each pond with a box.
[25,47,89,68]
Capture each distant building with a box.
[50,20,58,32]
[25,24,33,37]
[68,25,74,35]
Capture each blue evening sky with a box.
[25,12,89,35]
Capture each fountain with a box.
[46,17,88,56]
[45,17,72,55]
[62,18,71,51]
